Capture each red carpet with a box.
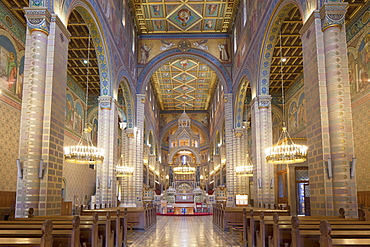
[157,212,212,216]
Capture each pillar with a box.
[96,96,118,207]
[224,93,236,206]
[119,128,136,207]
[16,9,70,217]
[134,94,145,206]
[251,95,275,207]
[300,2,357,216]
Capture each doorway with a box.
[295,167,310,216]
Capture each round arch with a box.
[168,147,201,165]
[117,75,135,129]
[258,1,303,96]
[66,2,112,96]
[234,77,250,128]
[136,48,232,94]
[160,119,210,147]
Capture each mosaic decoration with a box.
[130,0,239,33]
[151,58,218,111]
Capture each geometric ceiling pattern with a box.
[129,0,240,34]
[151,58,218,111]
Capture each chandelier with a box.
[265,25,307,165]
[116,155,134,177]
[64,124,104,164]
[235,154,253,176]
[173,165,196,174]
[265,126,308,164]
[64,31,105,164]
[173,154,196,174]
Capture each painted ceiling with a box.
[129,0,240,34]
[151,58,218,111]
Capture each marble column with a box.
[224,93,236,206]
[251,95,275,207]
[134,94,145,206]
[120,128,136,207]
[16,9,70,217]
[96,96,118,207]
[300,3,357,216]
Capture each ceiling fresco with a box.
[151,58,218,111]
[129,0,240,34]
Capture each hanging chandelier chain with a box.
[279,22,286,127]
[85,29,91,127]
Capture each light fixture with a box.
[235,154,253,176]
[64,31,105,164]
[173,154,196,174]
[265,24,308,164]
[116,155,134,177]
[173,164,196,174]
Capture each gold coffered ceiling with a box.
[151,58,218,111]
[129,0,240,34]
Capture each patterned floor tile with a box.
[127,216,241,247]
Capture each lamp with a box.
[235,154,253,176]
[265,24,308,164]
[116,155,134,177]
[64,31,104,164]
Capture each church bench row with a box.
[80,205,156,230]
[213,205,290,231]
[3,213,120,247]
[0,219,82,247]
[252,213,370,247]
[241,208,366,247]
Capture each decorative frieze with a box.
[24,7,51,35]
[320,2,348,31]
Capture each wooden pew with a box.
[81,206,155,230]
[7,213,104,247]
[271,213,370,247]
[0,219,53,247]
[319,220,370,247]
[0,217,81,247]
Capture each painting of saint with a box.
[218,43,229,61]
[139,43,152,64]
[65,94,74,128]
[348,52,357,95]
[208,4,217,15]
[357,33,370,92]
[297,93,306,128]
[0,36,20,97]
[205,20,213,29]
[177,8,191,26]
[152,5,161,16]
[288,101,298,133]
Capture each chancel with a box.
[1,0,370,246]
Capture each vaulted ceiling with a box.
[151,58,218,111]
[129,0,240,34]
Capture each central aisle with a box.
[128,215,241,247]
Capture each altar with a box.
[173,203,195,214]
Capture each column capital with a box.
[125,128,135,138]
[24,7,51,35]
[234,128,244,137]
[320,2,348,31]
[98,95,114,110]
[253,95,271,109]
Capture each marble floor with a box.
[127,215,241,247]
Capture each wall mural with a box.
[286,91,306,136]
[138,37,230,64]
[349,32,370,99]
[0,35,24,99]
[66,90,84,135]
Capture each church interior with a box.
[1,0,370,245]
